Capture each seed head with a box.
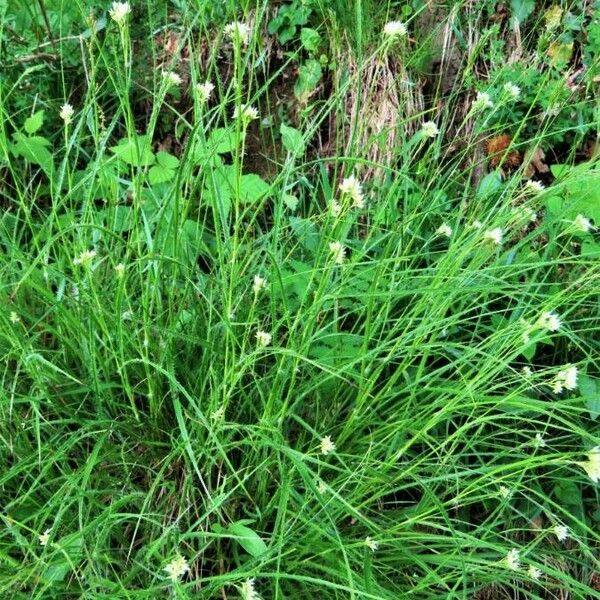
[109,2,131,25]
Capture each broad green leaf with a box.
[283,193,299,211]
[300,27,320,53]
[41,535,84,584]
[110,135,155,167]
[546,163,600,221]
[11,133,53,176]
[208,128,236,154]
[148,152,179,185]
[582,240,600,257]
[102,206,133,233]
[579,375,600,420]
[550,164,569,178]
[511,0,535,23]
[289,216,319,253]
[24,110,44,134]
[553,479,584,523]
[310,333,363,367]
[280,124,305,155]
[156,151,179,170]
[544,195,563,217]
[239,173,270,203]
[226,522,267,557]
[275,259,313,311]
[204,163,233,220]
[548,41,574,66]
[279,25,296,44]
[476,171,502,197]
[294,59,322,101]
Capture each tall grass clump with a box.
[0,0,599,598]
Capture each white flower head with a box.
[471,219,483,230]
[114,263,126,278]
[504,82,521,99]
[534,432,546,448]
[9,311,20,324]
[240,578,261,600]
[473,91,494,110]
[498,485,512,499]
[162,71,182,87]
[421,120,439,138]
[73,249,97,267]
[537,310,561,332]
[59,103,74,125]
[211,406,225,421]
[224,21,251,45]
[109,2,131,25]
[521,319,533,345]
[511,205,534,224]
[329,241,346,264]
[436,223,452,238]
[383,21,407,38]
[331,199,342,217]
[525,180,545,194]
[365,536,379,552]
[527,565,542,580]
[232,104,259,122]
[552,365,578,394]
[523,206,537,222]
[573,214,593,233]
[320,435,336,455]
[195,81,215,103]
[252,275,267,294]
[164,555,189,582]
[522,366,533,378]
[553,524,569,542]
[38,529,51,546]
[505,548,521,571]
[255,330,272,347]
[339,174,365,209]
[578,446,600,483]
[483,227,503,245]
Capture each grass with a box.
[0,0,599,598]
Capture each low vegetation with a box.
[0,1,599,598]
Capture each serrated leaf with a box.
[102,206,133,232]
[148,164,175,185]
[239,173,270,203]
[24,110,44,134]
[204,163,233,220]
[310,333,363,367]
[11,133,53,176]
[149,152,178,185]
[156,151,179,170]
[110,136,155,167]
[280,124,305,155]
[300,27,320,53]
[289,216,320,253]
[207,128,236,154]
[226,522,267,557]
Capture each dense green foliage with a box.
[0,1,599,598]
